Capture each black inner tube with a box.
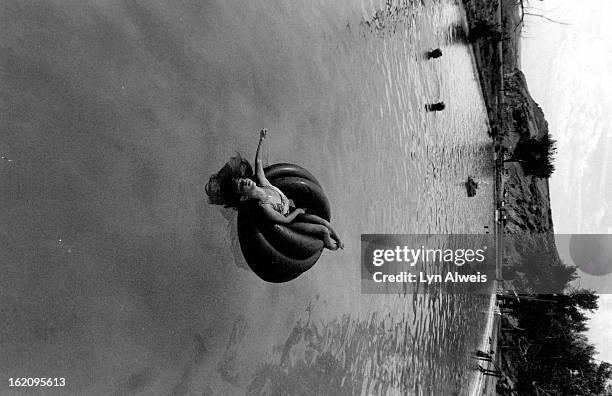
[237,164,331,283]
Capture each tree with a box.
[505,134,557,177]
[506,289,612,395]
[504,234,576,293]
[514,0,571,33]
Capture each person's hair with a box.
[205,153,254,209]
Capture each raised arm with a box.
[254,129,270,186]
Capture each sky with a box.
[520,0,612,363]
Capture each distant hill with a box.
[502,69,555,234]
[464,0,563,284]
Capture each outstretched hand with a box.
[293,208,306,216]
[260,128,268,140]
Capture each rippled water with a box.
[2,0,494,394]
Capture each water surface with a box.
[1,0,494,394]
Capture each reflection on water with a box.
[241,293,491,395]
[445,23,470,45]
[2,0,494,394]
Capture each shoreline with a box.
[460,0,571,392]
[462,0,519,393]
[468,282,500,396]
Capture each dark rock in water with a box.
[465,176,478,197]
[427,48,443,59]
[425,101,445,112]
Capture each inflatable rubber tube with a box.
[263,163,321,187]
[237,163,330,283]
[260,222,324,260]
[238,210,323,282]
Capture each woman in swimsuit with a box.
[206,129,343,250]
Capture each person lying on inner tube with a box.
[206,129,344,250]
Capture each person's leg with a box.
[476,350,489,357]
[296,214,344,249]
[483,369,502,377]
[287,222,338,250]
[473,351,493,362]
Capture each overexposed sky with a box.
[520,0,612,362]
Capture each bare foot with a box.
[323,235,339,251]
